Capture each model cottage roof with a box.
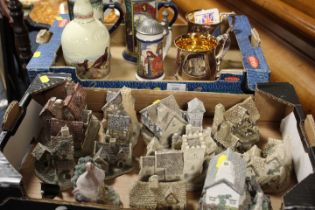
[202,149,246,195]
[39,97,58,118]
[129,180,186,209]
[139,95,182,117]
[63,84,87,121]
[155,150,184,181]
[102,91,123,112]
[140,96,186,135]
[187,98,206,113]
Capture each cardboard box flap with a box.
[283,173,315,209]
[257,82,300,105]
[255,83,298,122]
[281,112,314,183]
[26,73,70,95]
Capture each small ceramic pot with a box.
[135,18,172,80]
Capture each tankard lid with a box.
[136,18,163,35]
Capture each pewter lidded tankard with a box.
[123,0,178,63]
[135,17,172,80]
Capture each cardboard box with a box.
[27,14,270,92]
[0,73,313,209]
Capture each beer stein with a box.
[135,18,172,80]
[123,0,178,63]
[174,32,230,81]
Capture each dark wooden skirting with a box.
[223,0,315,61]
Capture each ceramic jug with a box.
[61,0,122,79]
[123,0,178,63]
[135,17,172,80]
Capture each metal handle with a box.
[163,30,172,60]
[103,2,124,33]
[157,0,178,26]
[215,34,230,61]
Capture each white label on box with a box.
[194,8,220,25]
[167,83,187,91]
[280,112,314,182]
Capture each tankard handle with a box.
[215,33,231,61]
[157,0,178,26]
[103,2,124,33]
[215,14,235,62]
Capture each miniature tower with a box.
[187,98,206,128]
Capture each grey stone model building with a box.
[130,175,186,209]
[130,150,186,209]
[101,87,140,147]
[186,98,206,128]
[140,95,187,147]
[32,125,75,190]
[93,141,133,179]
[139,150,184,181]
[98,88,138,179]
[242,138,292,193]
[212,97,260,152]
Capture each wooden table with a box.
[174,0,315,117]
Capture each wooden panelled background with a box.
[173,0,315,117]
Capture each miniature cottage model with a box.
[186,98,206,127]
[140,95,187,147]
[129,175,186,209]
[200,149,247,209]
[243,138,292,193]
[101,87,140,146]
[32,125,75,190]
[96,88,137,179]
[33,82,100,190]
[212,97,260,152]
[130,150,186,209]
[139,150,184,181]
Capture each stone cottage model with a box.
[242,138,292,193]
[130,150,186,209]
[212,97,260,152]
[186,98,206,128]
[95,88,137,179]
[101,87,140,147]
[139,150,184,181]
[140,95,187,147]
[200,149,247,210]
[32,125,75,190]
